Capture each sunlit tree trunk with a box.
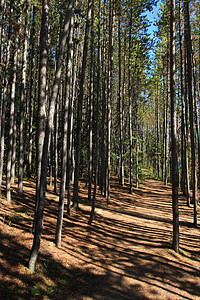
[184,0,198,226]
[29,1,73,271]
[118,7,124,186]
[53,98,59,194]
[88,0,101,225]
[129,5,133,194]
[55,9,74,247]
[6,37,19,201]
[18,0,29,194]
[33,0,49,231]
[0,0,13,189]
[105,0,114,203]
[100,0,107,196]
[66,22,80,215]
[165,45,169,186]
[27,7,36,178]
[88,0,94,202]
[179,0,190,205]
[73,0,92,209]
[170,0,179,253]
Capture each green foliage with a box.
[148,166,158,180]
[138,166,146,181]
[47,286,54,294]
[32,284,40,296]
[167,233,173,247]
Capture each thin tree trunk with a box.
[136,85,139,189]
[11,96,17,183]
[55,9,74,248]
[6,38,19,201]
[129,5,133,194]
[29,2,73,272]
[27,6,36,178]
[118,8,124,186]
[100,0,107,195]
[170,0,179,253]
[73,0,92,210]
[0,0,13,188]
[18,1,29,194]
[184,0,198,227]
[106,0,114,203]
[156,84,160,179]
[88,0,101,225]
[53,98,58,194]
[66,22,79,215]
[33,0,49,231]
[88,0,94,202]
[165,45,169,186]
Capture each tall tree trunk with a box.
[53,98,59,194]
[73,0,92,210]
[184,0,198,227]
[129,5,133,194]
[163,55,167,183]
[0,0,13,188]
[192,48,200,190]
[106,0,114,203]
[27,7,36,178]
[122,26,127,183]
[118,8,124,186]
[11,96,17,183]
[88,0,94,202]
[28,2,74,272]
[136,83,139,189]
[18,0,29,194]
[88,0,101,225]
[165,44,170,186]
[156,84,160,179]
[33,0,49,231]
[6,38,19,201]
[55,9,74,247]
[66,22,80,215]
[179,0,190,205]
[170,0,179,253]
[100,0,107,195]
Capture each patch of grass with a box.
[167,233,173,246]
[32,284,40,296]
[0,193,7,201]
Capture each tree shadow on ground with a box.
[0,177,200,299]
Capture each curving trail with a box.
[0,177,200,299]
[68,177,200,300]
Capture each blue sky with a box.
[145,0,163,61]
[146,0,162,39]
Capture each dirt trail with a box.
[0,177,200,299]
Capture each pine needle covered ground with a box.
[0,176,200,299]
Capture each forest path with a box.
[0,177,200,299]
[69,177,200,300]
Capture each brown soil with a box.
[0,175,200,300]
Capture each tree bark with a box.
[73,0,92,210]
[129,5,133,194]
[88,0,101,225]
[33,0,49,231]
[184,0,198,227]
[88,0,94,202]
[170,0,179,253]
[55,9,74,247]
[29,1,74,271]
[6,37,19,201]
[18,0,29,194]
[0,0,13,188]
[118,7,124,186]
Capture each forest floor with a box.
[0,174,200,300]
